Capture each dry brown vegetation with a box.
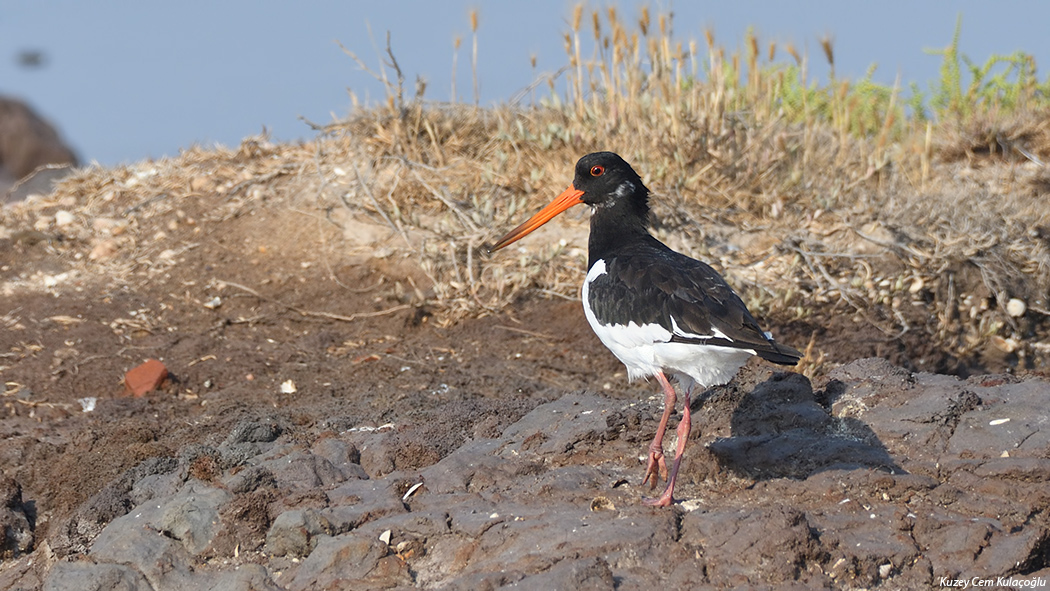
[5,7,1050,377]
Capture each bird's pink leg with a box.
[642,370,676,490]
[644,386,692,507]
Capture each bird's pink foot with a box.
[642,448,668,490]
[642,485,676,507]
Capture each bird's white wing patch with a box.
[669,316,732,342]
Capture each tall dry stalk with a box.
[451,36,461,102]
[470,9,479,106]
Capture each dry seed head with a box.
[704,27,714,50]
[469,9,478,32]
[658,13,666,36]
[592,10,601,41]
[639,6,650,36]
[786,43,800,64]
[454,36,462,50]
[747,29,758,60]
[572,3,583,32]
[563,32,572,55]
[530,53,537,68]
[820,35,834,67]
[768,41,776,62]
[607,6,617,26]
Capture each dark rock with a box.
[155,483,232,554]
[195,564,283,591]
[224,465,277,494]
[90,522,196,589]
[93,481,231,557]
[352,508,452,542]
[310,437,367,480]
[50,456,179,556]
[497,393,611,457]
[323,479,408,531]
[287,533,404,591]
[257,450,348,490]
[355,430,398,478]
[43,561,152,591]
[265,508,333,557]
[510,556,616,591]
[224,418,283,445]
[0,475,33,559]
[680,505,821,585]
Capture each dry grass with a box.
[4,6,1050,375]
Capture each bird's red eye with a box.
[590,165,605,177]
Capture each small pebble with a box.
[54,210,75,227]
[1006,298,1026,317]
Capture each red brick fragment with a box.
[124,359,168,397]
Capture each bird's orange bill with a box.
[490,185,585,252]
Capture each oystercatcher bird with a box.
[490,152,802,506]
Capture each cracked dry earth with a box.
[1,193,1050,589]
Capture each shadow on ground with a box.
[709,371,902,481]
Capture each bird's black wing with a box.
[587,246,802,366]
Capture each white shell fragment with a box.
[402,482,424,501]
[1006,298,1026,317]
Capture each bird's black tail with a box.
[756,341,803,366]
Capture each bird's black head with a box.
[572,152,650,213]
[489,151,652,253]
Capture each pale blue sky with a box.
[1,1,1047,166]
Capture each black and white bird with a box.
[490,152,802,506]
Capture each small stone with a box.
[92,217,119,233]
[280,380,297,394]
[89,238,120,260]
[190,175,216,192]
[124,359,169,397]
[1006,298,1026,317]
[54,210,75,227]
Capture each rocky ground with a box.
[1,152,1049,590]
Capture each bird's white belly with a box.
[582,260,754,388]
